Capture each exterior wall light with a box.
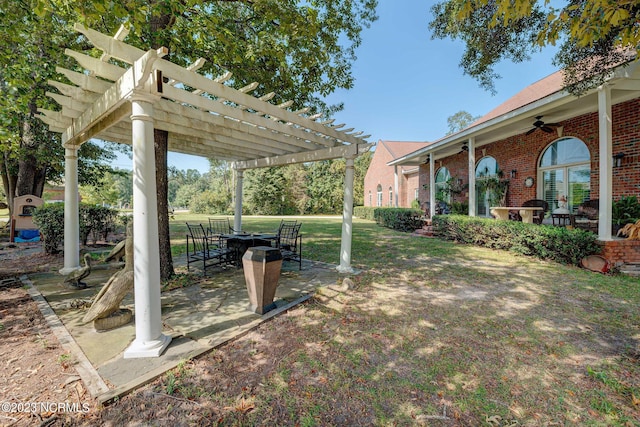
[613,153,625,168]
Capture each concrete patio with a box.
[22,256,346,404]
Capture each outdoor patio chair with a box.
[510,199,548,224]
[208,218,233,236]
[206,219,238,264]
[574,199,599,232]
[186,223,234,275]
[275,219,297,236]
[275,222,302,270]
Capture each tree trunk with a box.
[2,101,48,219]
[150,11,176,281]
[154,128,174,280]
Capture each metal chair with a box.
[186,223,234,275]
[275,223,302,270]
[208,218,232,236]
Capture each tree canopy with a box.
[0,0,115,211]
[447,110,481,134]
[429,0,639,95]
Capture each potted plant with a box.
[476,170,509,207]
[612,195,640,235]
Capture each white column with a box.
[393,165,399,207]
[337,155,356,274]
[598,85,613,241]
[124,95,171,358]
[467,137,476,217]
[60,146,80,275]
[429,155,436,217]
[233,169,244,234]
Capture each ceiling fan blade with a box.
[541,126,554,133]
[545,122,560,127]
[526,127,537,135]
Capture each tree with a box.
[429,0,639,95]
[305,160,345,214]
[37,0,378,279]
[244,167,290,215]
[0,1,120,220]
[354,150,372,205]
[446,110,481,134]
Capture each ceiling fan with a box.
[458,143,469,154]
[526,116,560,135]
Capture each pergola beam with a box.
[235,142,373,170]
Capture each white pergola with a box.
[39,24,372,358]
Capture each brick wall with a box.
[417,98,640,207]
[364,144,421,208]
[600,239,640,265]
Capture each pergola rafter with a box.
[38,24,370,359]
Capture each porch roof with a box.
[389,61,640,166]
[38,24,372,168]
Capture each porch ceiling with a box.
[38,24,372,168]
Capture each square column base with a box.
[123,334,172,359]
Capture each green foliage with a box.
[429,0,639,95]
[78,204,119,245]
[305,160,345,214]
[450,201,469,215]
[189,190,232,215]
[354,206,376,220]
[373,208,423,232]
[33,203,120,253]
[244,167,296,215]
[612,196,640,226]
[432,215,601,265]
[447,110,481,134]
[32,203,65,254]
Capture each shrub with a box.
[612,195,640,227]
[79,204,119,245]
[33,203,120,254]
[354,206,376,220]
[373,208,423,232]
[32,203,65,254]
[432,214,601,265]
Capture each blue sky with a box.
[110,1,560,173]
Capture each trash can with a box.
[242,246,283,314]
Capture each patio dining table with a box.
[490,206,543,224]
[221,233,278,263]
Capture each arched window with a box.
[435,167,451,204]
[388,186,393,206]
[475,156,499,217]
[539,137,591,212]
[376,184,382,207]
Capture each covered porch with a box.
[390,61,640,246]
[38,24,372,358]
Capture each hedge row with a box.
[33,203,122,254]
[432,214,601,265]
[353,206,423,232]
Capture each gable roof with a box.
[389,60,640,166]
[471,71,564,128]
[379,140,431,159]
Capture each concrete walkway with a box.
[24,257,346,403]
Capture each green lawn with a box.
[141,212,640,425]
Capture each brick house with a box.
[364,140,430,208]
[389,61,640,265]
